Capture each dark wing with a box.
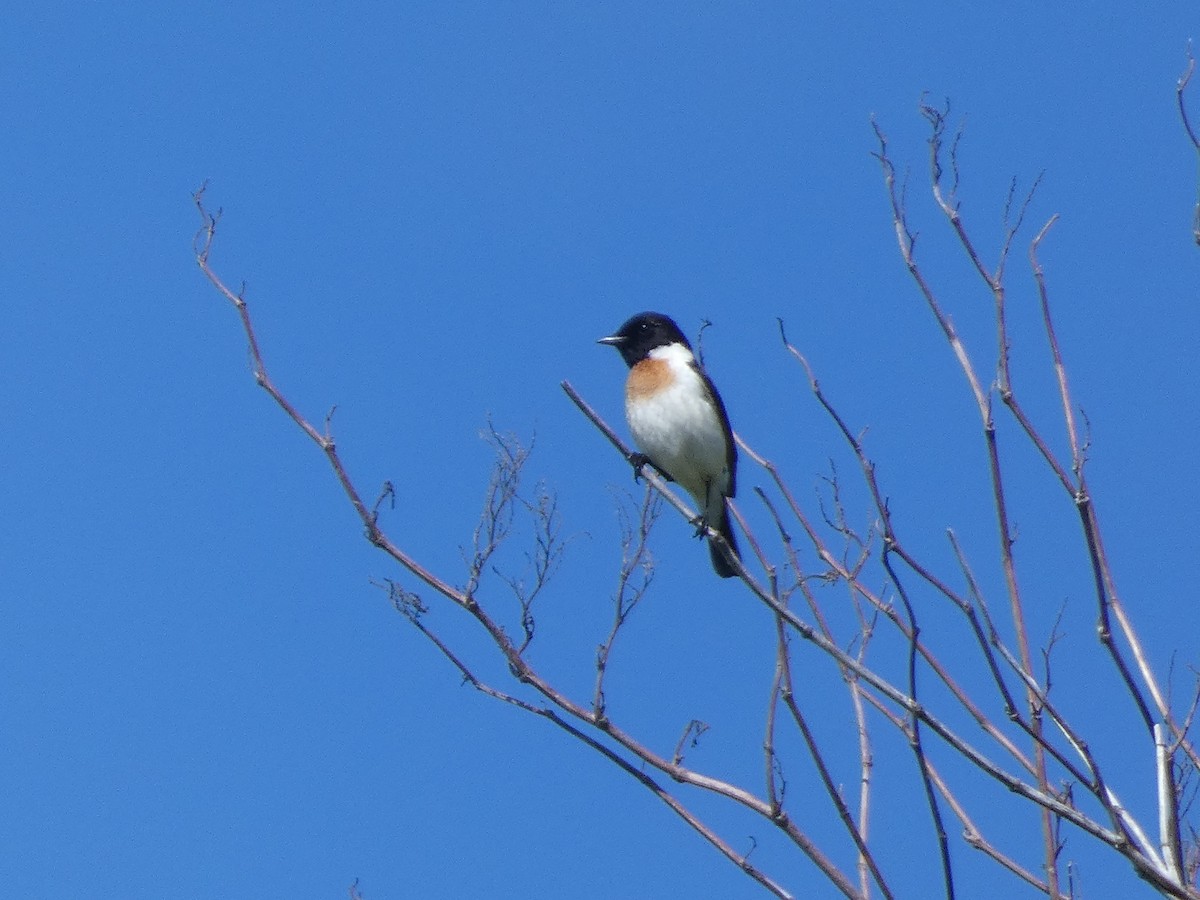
[690,359,737,498]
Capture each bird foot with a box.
[629,453,673,484]
[629,453,651,482]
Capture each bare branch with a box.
[927,764,1055,896]
[1176,45,1200,245]
[594,486,659,719]
[1160,723,1187,883]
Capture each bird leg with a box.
[691,478,715,538]
[628,452,673,484]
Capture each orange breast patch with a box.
[626,358,674,401]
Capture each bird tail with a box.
[709,510,741,579]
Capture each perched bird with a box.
[598,312,741,578]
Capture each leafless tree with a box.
[193,65,1200,899]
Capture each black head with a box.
[597,312,691,368]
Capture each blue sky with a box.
[3,3,1199,898]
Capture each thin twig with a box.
[594,486,659,719]
[1176,46,1200,245]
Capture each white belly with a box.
[626,371,729,511]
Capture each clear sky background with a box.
[3,4,1199,899]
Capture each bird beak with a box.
[597,334,625,346]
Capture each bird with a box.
[598,312,741,578]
